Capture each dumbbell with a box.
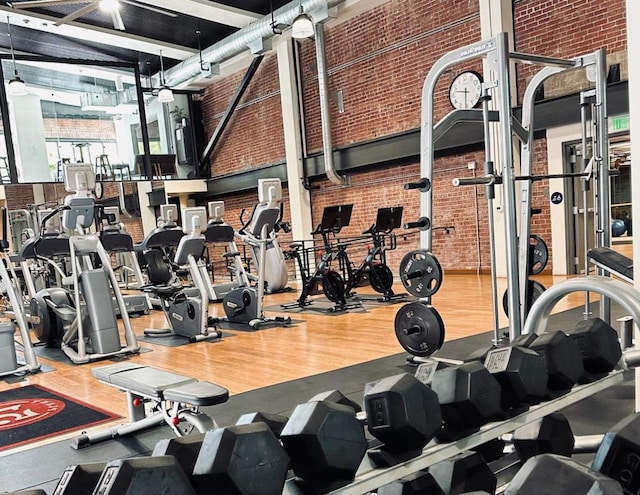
[415,360,502,440]
[505,454,622,494]
[279,399,367,493]
[378,451,497,495]
[510,330,585,398]
[151,423,290,495]
[304,374,442,469]
[592,411,640,493]
[52,456,197,495]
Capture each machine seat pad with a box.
[141,283,183,298]
[92,363,196,398]
[587,247,634,281]
[163,381,229,406]
[222,251,240,258]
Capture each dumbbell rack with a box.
[282,370,624,495]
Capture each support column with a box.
[136,181,157,236]
[9,94,50,182]
[479,0,516,278]
[626,0,640,410]
[277,40,313,247]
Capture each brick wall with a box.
[197,0,626,273]
[43,118,116,140]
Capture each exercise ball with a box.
[611,218,627,237]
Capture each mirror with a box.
[1,57,202,183]
[2,181,145,253]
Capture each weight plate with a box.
[322,270,345,303]
[529,235,549,275]
[394,302,445,357]
[399,250,443,297]
[369,264,394,294]
[502,280,546,317]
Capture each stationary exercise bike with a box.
[142,206,222,343]
[30,163,139,364]
[206,201,290,328]
[343,206,406,302]
[283,204,363,312]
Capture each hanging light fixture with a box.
[6,16,27,97]
[157,49,174,103]
[291,0,314,39]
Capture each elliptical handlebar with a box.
[0,207,9,252]
[39,205,70,237]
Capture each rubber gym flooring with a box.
[0,302,634,493]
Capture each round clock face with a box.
[448,71,483,110]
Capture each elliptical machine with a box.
[206,201,290,329]
[0,207,40,377]
[95,205,150,316]
[30,163,139,364]
[142,206,222,343]
[237,178,289,294]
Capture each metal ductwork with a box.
[315,23,346,186]
[164,0,341,87]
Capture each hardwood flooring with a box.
[0,244,632,455]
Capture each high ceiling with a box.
[0,0,292,79]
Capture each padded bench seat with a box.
[92,362,228,406]
[587,247,634,282]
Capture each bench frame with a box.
[71,363,228,449]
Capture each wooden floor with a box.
[1,262,615,457]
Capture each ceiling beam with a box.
[0,6,196,60]
[132,0,262,28]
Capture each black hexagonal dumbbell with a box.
[505,453,622,494]
[152,434,205,481]
[592,411,640,493]
[377,470,444,495]
[235,411,289,438]
[191,422,290,495]
[364,373,442,467]
[430,361,502,440]
[508,412,576,461]
[482,345,547,417]
[565,317,622,383]
[49,462,108,494]
[429,451,498,495]
[279,400,367,493]
[511,330,585,398]
[93,456,197,494]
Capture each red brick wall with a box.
[197,0,626,273]
[201,54,284,177]
[43,118,116,140]
[513,0,627,100]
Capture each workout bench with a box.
[587,247,634,284]
[71,362,228,449]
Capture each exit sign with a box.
[611,115,629,131]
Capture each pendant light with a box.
[157,50,174,103]
[6,16,27,97]
[291,0,314,39]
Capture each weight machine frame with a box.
[419,32,609,339]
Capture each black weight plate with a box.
[399,250,443,298]
[394,302,445,357]
[369,264,394,294]
[322,270,345,303]
[502,280,546,317]
[529,235,549,275]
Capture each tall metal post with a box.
[495,33,521,339]
[594,49,610,324]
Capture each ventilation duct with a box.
[164,0,340,87]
